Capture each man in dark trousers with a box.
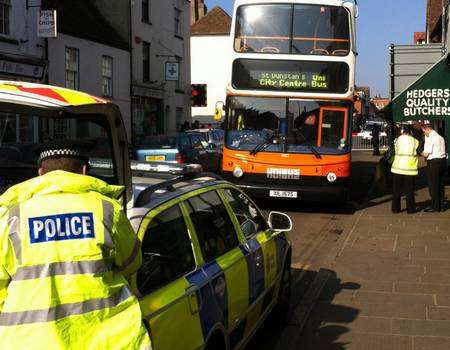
[421,123,447,212]
[391,125,420,214]
[371,123,381,156]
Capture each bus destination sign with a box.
[257,71,329,90]
[232,59,349,94]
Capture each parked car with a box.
[129,163,293,350]
[187,128,225,152]
[135,133,220,173]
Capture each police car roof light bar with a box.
[89,159,203,176]
[129,161,203,175]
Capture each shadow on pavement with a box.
[252,154,381,215]
[246,269,360,350]
[296,271,360,350]
[362,161,435,211]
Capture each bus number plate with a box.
[270,190,298,198]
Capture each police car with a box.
[0,81,292,350]
[128,162,292,350]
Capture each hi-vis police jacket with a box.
[391,135,420,176]
[0,171,150,350]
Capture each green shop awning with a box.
[385,55,450,122]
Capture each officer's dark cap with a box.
[34,140,95,165]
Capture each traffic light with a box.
[191,84,207,107]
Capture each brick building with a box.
[414,32,426,44]
[426,0,449,42]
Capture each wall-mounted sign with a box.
[165,62,179,81]
[0,60,45,79]
[232,59,349,94]
[38,10,57,38]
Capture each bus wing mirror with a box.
[214,101,225,121]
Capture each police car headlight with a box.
[233,166,244,178]
[327,172,337,183]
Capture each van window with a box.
[137,205,195,294]
[186,190,239,262]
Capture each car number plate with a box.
[269,190,298,198]
[146,155,166,161]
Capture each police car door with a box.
[183,189,249,348]
[134,203,204,350]
[222,188,286,339]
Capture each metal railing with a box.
[352,135,389,151]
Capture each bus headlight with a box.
[233,166,244,178]
[327,172,337,183]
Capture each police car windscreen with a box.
[0,112,114,192]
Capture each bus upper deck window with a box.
[234,5,291,54]
[234,4,351,56]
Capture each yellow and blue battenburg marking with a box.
[186,261,229,338]
[240,237,266,304]
[28,213,95,243]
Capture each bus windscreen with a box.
[226,96,350,155]
[232,59,349,94]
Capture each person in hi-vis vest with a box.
[0,140,150,350]
[391,125,420,214]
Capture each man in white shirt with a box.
[421,124,447,212]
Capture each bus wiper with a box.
[295,131,322,159]
[249,134,275,156]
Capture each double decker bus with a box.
[221,0,357,201]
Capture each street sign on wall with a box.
[165,62,179,81]
[0,59,45,79]
[38,10,57,38]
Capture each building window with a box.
[0,0,11,36]
[174,8,182,36]
[143,41,150,82]
[102,56,113,97]
[65,47,79,90]
[142,0,150,23]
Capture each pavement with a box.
[295,153,450,350]
[245,151,450,350]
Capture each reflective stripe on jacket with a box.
[391,135,419,176]
[0,171,150,350]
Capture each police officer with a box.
[0,141,150,349]
[391,125,420,214]
[421,123,447,212]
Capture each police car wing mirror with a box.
[268,211,293,232]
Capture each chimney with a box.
[190,0,207,25]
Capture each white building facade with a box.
[190,7,231,126]
[0,0,46,82]
[191,35,229,125]
[131,0,191,145]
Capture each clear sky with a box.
[204,0,427,97]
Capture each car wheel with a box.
[204,331,226,350]
[270,254,291,324]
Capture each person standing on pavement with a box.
[371,123,381,156]
[421,123,447,212]
[391,125,420,214]
[0,141,150,349]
